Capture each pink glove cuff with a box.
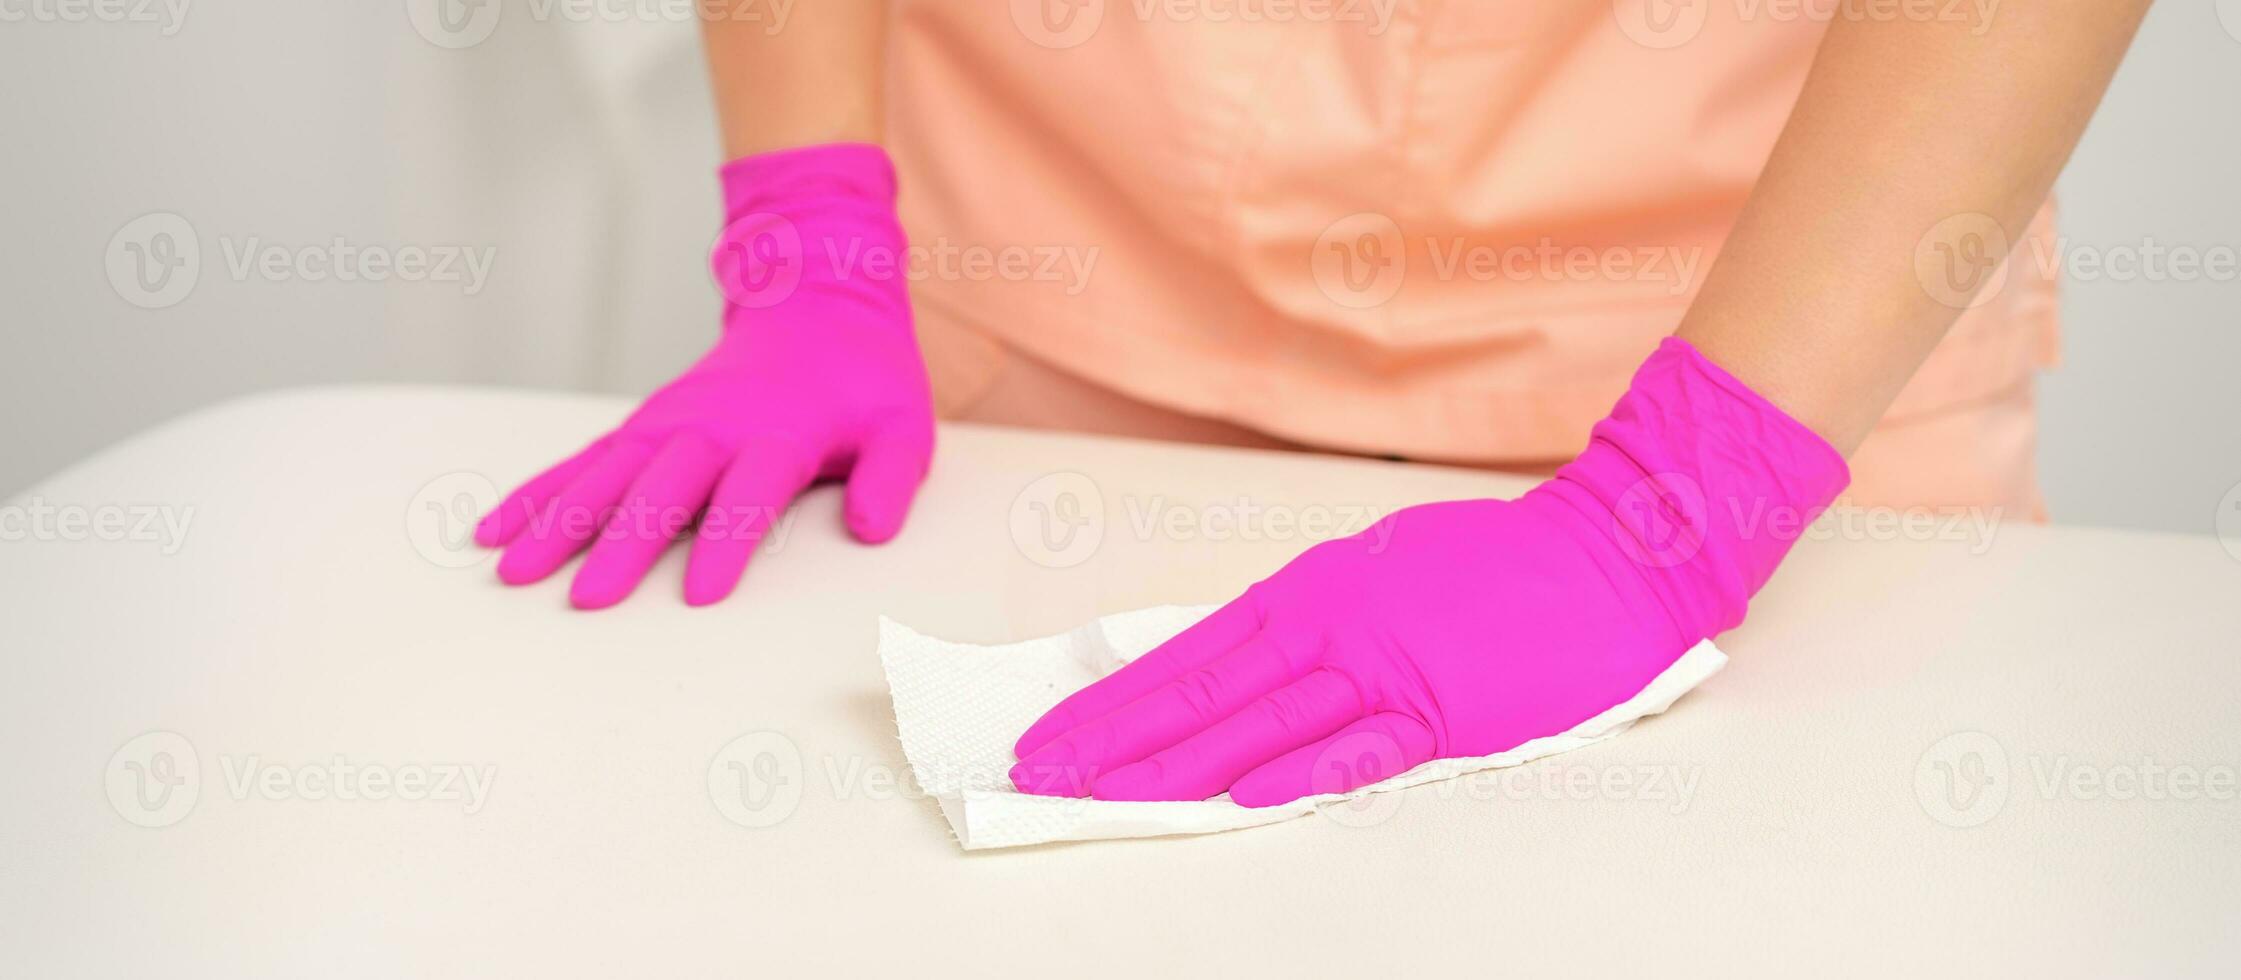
[710,142,908,323]
[1534,336,1852,643]
[717,141,898,218]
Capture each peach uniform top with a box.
[885,0,2058,464]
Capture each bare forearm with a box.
[1677,1,2152,454]
[700,1,885,159]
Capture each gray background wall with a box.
[2,1,2234,536]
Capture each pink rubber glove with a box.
[1009,337,1848,806]
[475,143,933,609]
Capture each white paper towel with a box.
[879,605,1726,849]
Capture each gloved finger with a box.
[567,432,730,610]
[1089,668,1364,802]
[474,439,609,547]
[843,417,932,544]
[1227,711,1438,809]
[1010,633,1304,797]
[494,440,656,586]
[1012,595,1262,759]
[682,437,816,607]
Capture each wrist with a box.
[1534,336,1851,641]
[709,142,911,326]
[717,141,897,219]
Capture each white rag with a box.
[878,605,1725,850]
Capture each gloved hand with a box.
[475,143,934,609]
[1009,337,1848,805]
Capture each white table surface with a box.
[3,386,2237,977]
